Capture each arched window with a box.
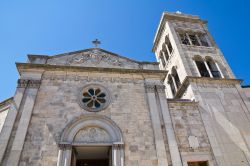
[168,75,176,96]
[159,51,166,67]
[165,36,173,54]
[193,56,210,77]
[172,67,181,89]
[206,57,221,78]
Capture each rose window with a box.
[79,84,110,112]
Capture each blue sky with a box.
[0,0,249,101]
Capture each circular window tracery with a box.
[79,84,110,112]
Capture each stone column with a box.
[186,33,192,45]
[6,79,41,166]
[64,145,72,166]
[204,61,213,78]
[0,83,26,163]
[57,144,65,166]
[193,60,201,77]
[162,51,168,64]
[112,143,124,166]
[171,75,178,92]
[145,84,169,166]
[156,85,182,166]
[215,62,224,78]
[195,34,202,46]
[57,144,72,166]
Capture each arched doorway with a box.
[57,115,124,166]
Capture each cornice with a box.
[175,76,243,99]
[0,97,13,109]
[167,99,198,106]
[17,79,41,89]
[16,63,168,79]
[28,48,158,65]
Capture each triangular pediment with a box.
[46,48,142,69]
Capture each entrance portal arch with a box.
[57,115,124,166]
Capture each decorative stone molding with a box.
[42,74,144,84]
[16,63,167,78]
[58,143,72,150]
[112,142,124,149]
[60,115,123,143]
[155,85,166,93]
[17,79,41,88]
[73,127,111,143]
[144,84,155,93]
[113,142,124,148]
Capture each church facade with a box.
[0,12,250,166]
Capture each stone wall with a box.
[18,71,158,166]
[190,80,250,166]
[243,86,250,101]
[168,100,214,165]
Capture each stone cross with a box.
[92,39,101,48]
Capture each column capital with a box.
[144,84,155,93]
[112,142,124,150]
[17,79,41,89]
[156,85,166,93]
[58,143,72,150]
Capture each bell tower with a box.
[153,12,235,98]
[153,12,250,166]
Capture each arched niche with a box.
[57,115,124,166]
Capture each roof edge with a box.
[0,97,13,109]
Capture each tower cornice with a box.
[152,12,207,52]
[175,76,243,99]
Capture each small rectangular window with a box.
[179,33,190,45]
[188,161,208,166]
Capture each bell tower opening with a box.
[72,146,111,166]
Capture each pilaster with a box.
[145,83,169,166]
[156,85,182,166]
[0,86,25,164]
[6,79,41,166]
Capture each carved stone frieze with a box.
[17,79,41,88]
[42,74,143,84]
[68,49,123,66]
[73,127,111,143]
